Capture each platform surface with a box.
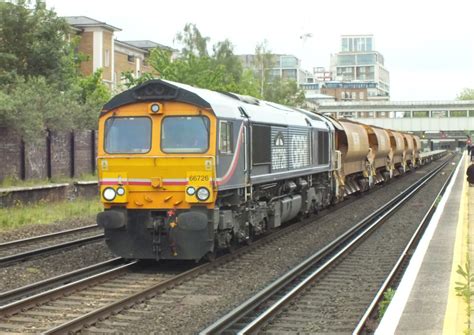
[376,153,472,334]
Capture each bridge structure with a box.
[316,100,474,149]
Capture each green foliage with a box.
[254,40,275,97]
[0,69,109,138]
[73,69,111,129]
[457,88,474,101]
[455,257,474,333]
[149,47,238,92]
[175,23,210,58]
[121,71,155,89]
[0,1,110,137]
[213,39,243,87]
[149,24,302,106]
[0,77,77,139]
[264,78,306,106]
[0,0,78,88]
[378,288,395,320]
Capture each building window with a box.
[282,69,297,80]
[281,56,298,67]
[127,55,135,63]
[219,121,233,154]
[413,111,429,117]
[431,110,447,118]
[359,92,364,100]
[338,55,356,66]
[450,110,467,117]
[366,37,373,51]
[341,38,348,52]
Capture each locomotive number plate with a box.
[188,174,210,182]
[187,171,212,184]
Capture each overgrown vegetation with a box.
[455,256,474,334]
[0,198,102,230]
[378,288,395,320]
[0,0,110,139]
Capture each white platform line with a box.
[375,154,464,334]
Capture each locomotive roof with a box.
[103,79,330,130]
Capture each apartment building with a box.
[329,35,390,100]
[65,16,177,91]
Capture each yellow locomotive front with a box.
[97,80,218,260]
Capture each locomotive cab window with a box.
[219,121,233,154]
[161,116,210,153]
[104,117,151,154]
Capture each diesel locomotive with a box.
[96,79,421,261]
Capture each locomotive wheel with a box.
[205,250,217,262]
[227,235,239,254]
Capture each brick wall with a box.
[50,131,72,178]
[78,31,93,76]
[0,128,22,181]
[115,51,136,81]
[25,139,47,180]
[74,130,94,176]
[0,130,97,183]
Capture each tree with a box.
[457,88,474,100]
[254,40,275,97]
[121,71,154,89]
[212,39,243,86]
[263,78,306,106]
[175,23,210,58]
[0,0,78,88]
[149,26,243,93]
[149,25,304,107]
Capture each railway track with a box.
[0,257,125,306]
[0,184,377,333]
[0,156,452,333]
[200,156,457,334]
[0,225,104,265]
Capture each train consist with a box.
[97,79,429,261]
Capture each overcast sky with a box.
[46,0,474,101]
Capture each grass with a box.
[0,173,97,189]
[455,257,474,334]
[0,198,103,230]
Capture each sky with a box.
[46,0,474,101]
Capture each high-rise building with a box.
[330,35,390,99]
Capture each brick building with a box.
[65,16,177,91]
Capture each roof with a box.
[64,16,121,32]
[305,93,336,100]
[318,100,474,109]
[102,79,329,130]
[114,40,148,54]
[123,40,177,52]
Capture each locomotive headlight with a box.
[196,187,210,201]
[150,103,160,113]
[103,187,116,201]
[186,186,196,196]
[116,187,125,196]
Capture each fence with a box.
[0,128,97,182]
